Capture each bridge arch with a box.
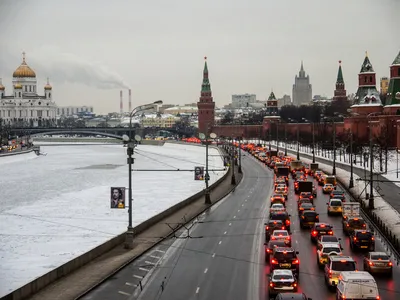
[29,130,124,140]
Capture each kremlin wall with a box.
[197,51,400,148]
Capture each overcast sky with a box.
[0,0,399,114]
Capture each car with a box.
[268,269,298,298]
[350,230,375,251]
[327,199,342,215]
[264,240,288,262]
[299,210,319,229]
[271,230,291,246]
[271,194,286,206]
[324,256,357,289]
[298,202,315,215]
[330,190,345,199]
[270,211,291,232]
[275,186,288,199]
[322,183,334,194]
[299,192,313,202]
[312,185,317,198]
[363,251,393,275]
[265,220,286,241]
[343,217,367,235]
[336,271,380,300]
[270,203,286,215]
[314,170,323,179]
[317,235,342,250]
[275,178,287,188]
[316,243,342,268]
[310,223,333,243]
[275,293,312,300]
[297,198,312,208]
[270,247,300,277]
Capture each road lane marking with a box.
[238,209,240,212]
[154,249,165,253]
[196,287,200,294]
[204,268,208,273]
[145,261,157,265]
[118,291,131,296]
[150,255,161,259]
[139,267,150,272]
[212,253,216,258]
[219,241,222,245]
[126,282,136,286]
[133,274,143,279]
[229,223,232,226]
[233,216,236,218]
[242,204,244,206]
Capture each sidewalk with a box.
[27,157,243,300]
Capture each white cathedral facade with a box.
[0,52,57,127]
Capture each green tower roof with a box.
[360,52,375,73]
[268,91,276,100]
[336,61,344,84]
[201,57,211,92]
[392,50,400,65]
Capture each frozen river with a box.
[0,143,226,297]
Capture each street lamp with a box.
[276,121,280,153]
[312,122,315,163]
[231,136,236,184]
[199,131,217,204]
[122,100,163,249]
[238,136,243,174]
[268,120,272,151]
[349,129,354,188]
[296,124,300,160]
[366,112,380,210]
[284,123,288,156]
[323,114,342,176]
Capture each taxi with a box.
[322,183,334,194]
[327,199,342,215]
[317,243,342,268]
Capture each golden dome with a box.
[14,83,22,89]
[13,52,36,78]
[44,77,52,90]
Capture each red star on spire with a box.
[204,56,207,60]
[339,60,342,64]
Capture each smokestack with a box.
[128,89,132,112]
[120,90,123,114]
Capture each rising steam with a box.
[29,45,130,89]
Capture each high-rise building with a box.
[380,77,389,95]
[197,57,215,134]
[292,61,312,106]
[231,93,256,108]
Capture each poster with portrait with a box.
[110,187,126,209]
[194,166,204,180]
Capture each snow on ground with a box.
[246,139,400,245]
[0,143,226,297]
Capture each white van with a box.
[336,271,380,300]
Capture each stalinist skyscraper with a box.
[292,61,312,106]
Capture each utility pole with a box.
[276,122,279,153]
[238,136,242,173]
[296,125,300,160]
[284,124,287,156]
[312,122,315,163]
[231,137,236,184]
[369,121,374,209]
[332,120,336,175]
[349,130,354,188]
[204,128,211,204]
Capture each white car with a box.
[268,269,298,297]
[270,230,291,246]
[317,243,342,267]
[270,203,285,214]
[317,235,342,250]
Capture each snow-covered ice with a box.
[0,143,226,297]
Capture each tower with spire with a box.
[333,60,347,102]
[352,52,382,113]
[266,91,278,115]
[197,57,215,134]
[384,50,400,113]
[292,61,312,106]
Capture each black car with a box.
[275,293,312,300]
[265,240,288,262]
[299,210,319,229]
[265,220,286,241]
[270,211,291,232]
[310,223,333,243]
[350,230,375,251]
[270,247,300,277]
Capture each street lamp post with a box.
[276,121,279,153]
[269,121,272,151]
[238,136,242,174]
[368,120,374,209]
[296,125,300,160]
[123,100,163,249]
[284,124,288,156]
[332,121,337,175]
[231,137,236,184]
[199,130,216,204]
[312,122,315,163]
[349,130,354,188]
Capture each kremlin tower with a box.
[197,57,215,134]
[266,91,278,115]
[351,52,382,115]
[384,51,400,114]
[332,61,347,102]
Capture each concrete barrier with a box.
[0,148,33,157]
[1,147,228,300]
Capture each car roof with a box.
[271,211,288,216]
[272,269,293,276]
[273,230,288,234]
[332,190,344,193]
[322,243,341,248]
[268,219,283,224]
[267,240,287,246]
[302,210,317,214]
[354,229,372,233]
[330,255,354,261]
[369,251,388,256]
[275,247,295,252]
[320,235,339,240]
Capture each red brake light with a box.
[269,282,274,287]
[369,261,373,266]
[321,224,325,228]
[389,262,393,266]
[271,259,278,264]
[281,226,285,230]
[271,236,276,240]
[286,220,290,225]
[312,231,317,236]
[328,231,333,235]
[293,259,299,264]
[266,226,269,230]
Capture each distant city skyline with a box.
[0,0,399,114]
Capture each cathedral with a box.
[0,52,57,127]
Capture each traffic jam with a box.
[239,142,399,300]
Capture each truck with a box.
[296,181,313,195]
[290,160,304,173]
[342,202,360,221]
[269,150,278,157]
[276,166,290,177]
[310,163,319,175]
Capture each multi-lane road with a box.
[81,150,400,300]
